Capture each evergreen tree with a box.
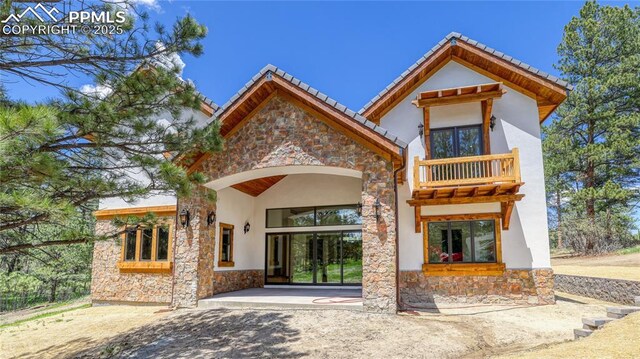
[0,0,222,256]
[544,1,639,252]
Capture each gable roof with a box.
[215,64,406,149]
[183,65,406,173]
[360,32,572,123]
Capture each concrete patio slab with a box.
[198,288,363,311]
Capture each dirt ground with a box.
[496,312,640,359]
[552,252,640,281]
[1,294,626,359]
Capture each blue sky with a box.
[5,0,626,111]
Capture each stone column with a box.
[172,186,216,307]
[361,161,398,313]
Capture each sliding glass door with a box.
[265,231,362,285]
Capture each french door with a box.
[265,231,362,285]
[430,125,483,159]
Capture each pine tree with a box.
[544,1,639,252]
[0,1,222,255]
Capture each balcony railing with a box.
[413,148,521,190]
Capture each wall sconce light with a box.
[490,115,497,131]
[244,221,251,234]
[356,202,363,216]
[418,123,424,138]
[179,208,190,228]
[374,199,382,221]
[206,211,216,227]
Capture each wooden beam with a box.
[431,189,439,199]
[501,200,515,230]
[413,89,505,108]
[423,107,431,159]
[94,205,177,219]
[407,193,524,206]
[420,213,501,222]
[414,206,421,233]
[481,98,493,155]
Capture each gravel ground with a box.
[0,295,613,359]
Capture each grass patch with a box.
[616,245,640,255]
[0,304,91,329]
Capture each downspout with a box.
[393,146,407,312]
[170,197,179,308]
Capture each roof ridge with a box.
[358,32,572,115]
[214,64,407,148]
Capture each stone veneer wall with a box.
[555,274,640,305]
[173,185,217,307]
[91,219,173,304]
[212,270,265,295]
[176,96,398,313]
[399,269,555,308]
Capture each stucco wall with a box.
[382,61,551,270]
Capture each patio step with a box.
[606,307,640,319]
[574,328,593,339]
[582,317,614,330]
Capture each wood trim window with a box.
[421,213,504,276]
[429,124,484,160]
[117,222,173,273]
[218,223,235,267]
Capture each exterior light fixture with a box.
[490,115,497,131]
[418,123,424,138]
[206,211,216,227]
[244,221,251,234]
[374,199,382,221]
[357,202,363,216]
[179,208,190,228]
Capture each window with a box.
[266,204,362,228]
[430,125,482,159]
[218,223,234,267]
[120,223,172,264]
[427,220,496,264]
[124,227,137,261]
[156,226,170,261]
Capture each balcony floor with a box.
[409,182,524,205]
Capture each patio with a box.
[197,287,363,310]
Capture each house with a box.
[91,33,570,313]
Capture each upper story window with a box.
[430,125,482,159]
[266,204,361,228]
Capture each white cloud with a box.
[106,0,161,13]
[80,84,113,99]
[152,42,186,77]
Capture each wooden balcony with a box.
[408,148,524,231]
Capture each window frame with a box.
[429,124,484,159]
[265,204,362,229]
[421,213,504,276]
[218,222,235,267]
[118,221,173,273]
